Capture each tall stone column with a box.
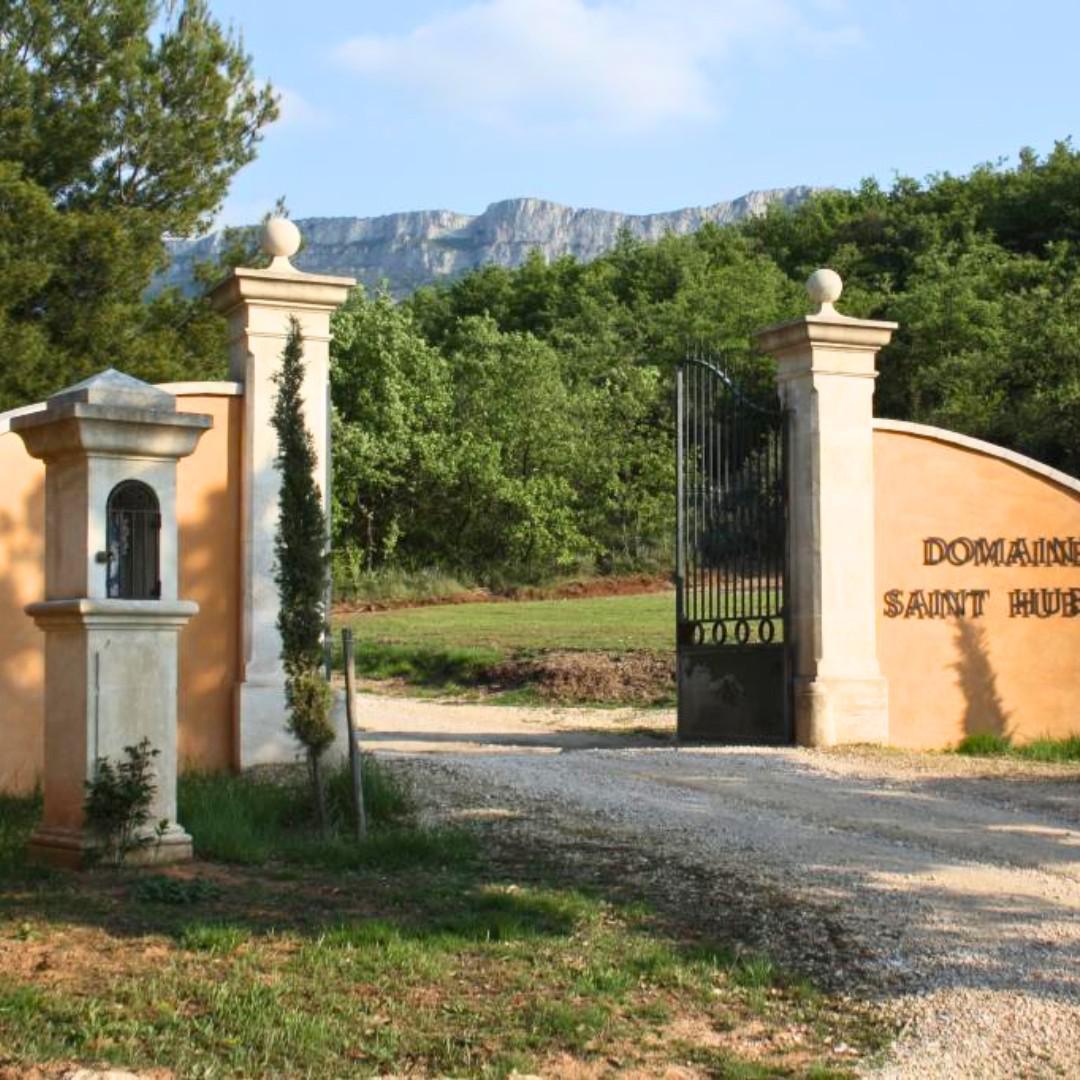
[209,220,354,767]
[754,271,897,746]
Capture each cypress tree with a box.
[272,316,334,826]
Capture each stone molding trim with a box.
[158,381,244,398]
[0,401,46,434]
[25,598,200,630]
[873,419,1080,496]
[0,381,244,435]
[209,266,355,315]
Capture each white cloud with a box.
[272,86,333,130]
[336,0,860,134]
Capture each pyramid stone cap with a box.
[11,368,211,460]
[48,369,177,412]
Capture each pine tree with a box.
[0,0,279,409]
[272,316,334,827]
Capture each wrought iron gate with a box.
[675,356,791,743]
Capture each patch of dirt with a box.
[486,650,675,705]
[333,574,672,613]
[0,1065,172,1079]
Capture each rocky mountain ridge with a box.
[162,187,817,297]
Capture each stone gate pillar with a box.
[12,371,211,865]
[754,271,897,746]
[209,220,354,767]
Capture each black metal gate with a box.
[675,356,791,743]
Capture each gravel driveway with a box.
[355,693,1080,1078]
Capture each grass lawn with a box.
[335,591,677,654]
[332,591,679,705]
[0,766,886,1078]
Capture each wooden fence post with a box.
[341,628,367,839]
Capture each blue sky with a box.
[208,0,1079,227]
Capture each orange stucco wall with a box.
[174,394,243,773]
[0,420,46,792]
[874,427,1080,749]
[0,390,242,793]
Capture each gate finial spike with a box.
[806,268,843,316]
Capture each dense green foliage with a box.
[742,142,1080,471]
[331,143,1080,586]
[0,0,277,409]
[331,233,798,585]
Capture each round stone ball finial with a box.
[260,217,301,264]
[806,268,843,313]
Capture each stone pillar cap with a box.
[753,268,898,356]
[10,368,211,460]
[48,368,177,412]
[207,217,355,310]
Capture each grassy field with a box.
[331,591,678,705]
[335,591,676,654]
[0,768,885,1078]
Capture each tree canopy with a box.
[330,143,1080,589]
[0,0,277,409]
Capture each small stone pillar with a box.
[11,371,211,865]
[209,219,354,767]
[754,271,898,746]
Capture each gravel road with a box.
[356,694,1080,1078]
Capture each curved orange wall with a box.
[0,390,242,793]
[874,428,1080,749]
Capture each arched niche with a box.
[106,480,161,599]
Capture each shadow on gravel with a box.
[361,727,674,752]
[425,749,1080,1005]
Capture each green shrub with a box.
[83,738,165,865]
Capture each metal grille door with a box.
[675,357,790,743]
[106,480,162,600]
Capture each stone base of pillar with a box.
[236,682,350,768]
[236,680,295,768]
[793,675,889,747]
[28,823,193,869]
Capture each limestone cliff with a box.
[161,188,815,297]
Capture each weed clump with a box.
[954,732,1080,761]
[177,758,471,872]
[955,732,1011,756]
[134,875,222,905]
